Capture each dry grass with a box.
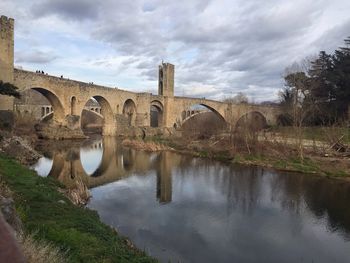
[0,178,12,198]
[122,138,171,151]
[18,232,67,263]
[59,179,91,206]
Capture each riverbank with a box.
[0,153,157,262]
[123,134,350,179]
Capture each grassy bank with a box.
[231,154,349,178]
[0,154,157,263]
[139,136,350,179]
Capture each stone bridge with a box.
[0,15,281,138]
[13,68,280,137]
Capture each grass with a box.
[270,126,350,144]
[145,134,349,178]
[0,154,157,263]
[232,153,349,178]
[18,232,68,263]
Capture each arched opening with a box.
[71,96,77,115]
[81,96,114,136]
[150,100,163,127]
[233,111,267,153]
[122,99,137,126]
[31,88,65,122]
[235,111,267,132]
[180,104,227,139]
[14,88,65,134]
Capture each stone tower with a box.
[158,62,174,97]
[0,15,14,111]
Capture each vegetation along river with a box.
[31,136,350,263]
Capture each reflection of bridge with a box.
[46,137,176,203]
[0,15,281,138]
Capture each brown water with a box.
[32,137,350,263]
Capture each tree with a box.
[330,37,350,121]
[307,51,335,124]
[223,92,248,104]
[282,62,316,160]
[277,87,293,125]
[0,81,21,98]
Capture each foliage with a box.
[0,80,21,98]
[280,37,350,125]
[0,154,157,263]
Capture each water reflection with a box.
[32,137,174,204]
[80,141,103,175]
[32,137,350,263]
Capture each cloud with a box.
[31,0,99,21]
[15,50,58,64]
[2,0,350,102]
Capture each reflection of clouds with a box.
[31,157,53,177]
[88,160,350,263]
[80,142,103,175]
[32,139,350,262]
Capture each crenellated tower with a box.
[158,62,174,97]
[0,15,15,111]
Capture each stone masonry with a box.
[0,15,280,138]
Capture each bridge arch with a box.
[123,99,137,126]
[179,103,226,127]
[81,95,115,136]
[27,87,65,123]
[150,100,164,127]
[235,111,267,131]
[178,103,227,138]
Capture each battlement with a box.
[0,16,14,39]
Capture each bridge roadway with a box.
[13,69,280,137]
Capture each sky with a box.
[1,0,350,102]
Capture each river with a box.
[31,136,350,263]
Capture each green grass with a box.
[275,157,320,174]
[0,154,157,263]
[233,153,347,177]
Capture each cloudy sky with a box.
[1,0,349,102]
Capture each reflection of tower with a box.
[156,152,172,204]
[158,62,174,97]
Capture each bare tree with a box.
[223,92,249,104]
[282,60,317,160]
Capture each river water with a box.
[31,136,350,263]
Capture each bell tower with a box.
[158,62,174,97]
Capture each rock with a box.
[0,196,22,233]
[0,133,42,165]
